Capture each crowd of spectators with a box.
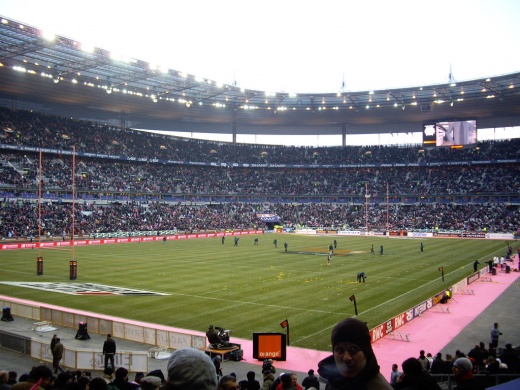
[1,107,519,165]
[391,340,520,389]
[0,200,517,239]
[0,107,519,238]
[1,151,518,198]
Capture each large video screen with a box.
[423,119,477,147]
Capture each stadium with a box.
[0,11,519,390]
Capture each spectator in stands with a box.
[138,376,162,390]
[430,353,445,376]
[417,350,430,372]
[165,348,217,390]
[270,373,284,390]
[111,368,134,390]
[218,375,239,390]
[11,365,53,390]
[467,344,485,372]
[443,354,454,374]
[239,371,260,390]
[499,343,519,373]
[487,343,497,359]
[53,372,73,390]
[452,358,485,390]
[144,370,165,384]
[391,357,441,390]
[485,355,500,374]
[131,372,144,390]
[0,371,10,390]
[289,373,302,390]
[261,370,275,390]
[7,372,17,386]
[301,369,319,390]
[454,350,466,359]
[77,376,91,390]
[102,368,114,384]
[89,378,108,390]
[317,317,393,390]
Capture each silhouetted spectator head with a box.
[89,378,108,390]
[166,348,217,390]
[401,358,422,376]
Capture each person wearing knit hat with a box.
[163,348,217,390]
[317,318,393,389]
[138,376,162,390]
[452,358,485,390]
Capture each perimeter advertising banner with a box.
[0,230,264,250]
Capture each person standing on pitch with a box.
[371,244,375,254]
[284,242,288,252]
[474,259,480,272]
[380,245,384,255]
[357,272,366,283]
[103,334,116,371]
[420,242,424,252]
[273,239,277,248]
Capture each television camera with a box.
[214,326,230,342]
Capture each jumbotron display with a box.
[423,119,477,147]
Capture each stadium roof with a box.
[1,16,520,138]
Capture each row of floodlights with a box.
[8,64,503,110]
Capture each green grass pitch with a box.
[0,235,512,351]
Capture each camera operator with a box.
[262,359,276,374]
[206,325,231,348]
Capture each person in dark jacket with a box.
[498,343,519,373]
[111,368,134,390]
[103,334,117,371]
[52,338,65,374]
[392,357,441,390]
[301,369,320,390]
[239,371,260,390]
[430,353,445,375]
[317,317,393,390]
